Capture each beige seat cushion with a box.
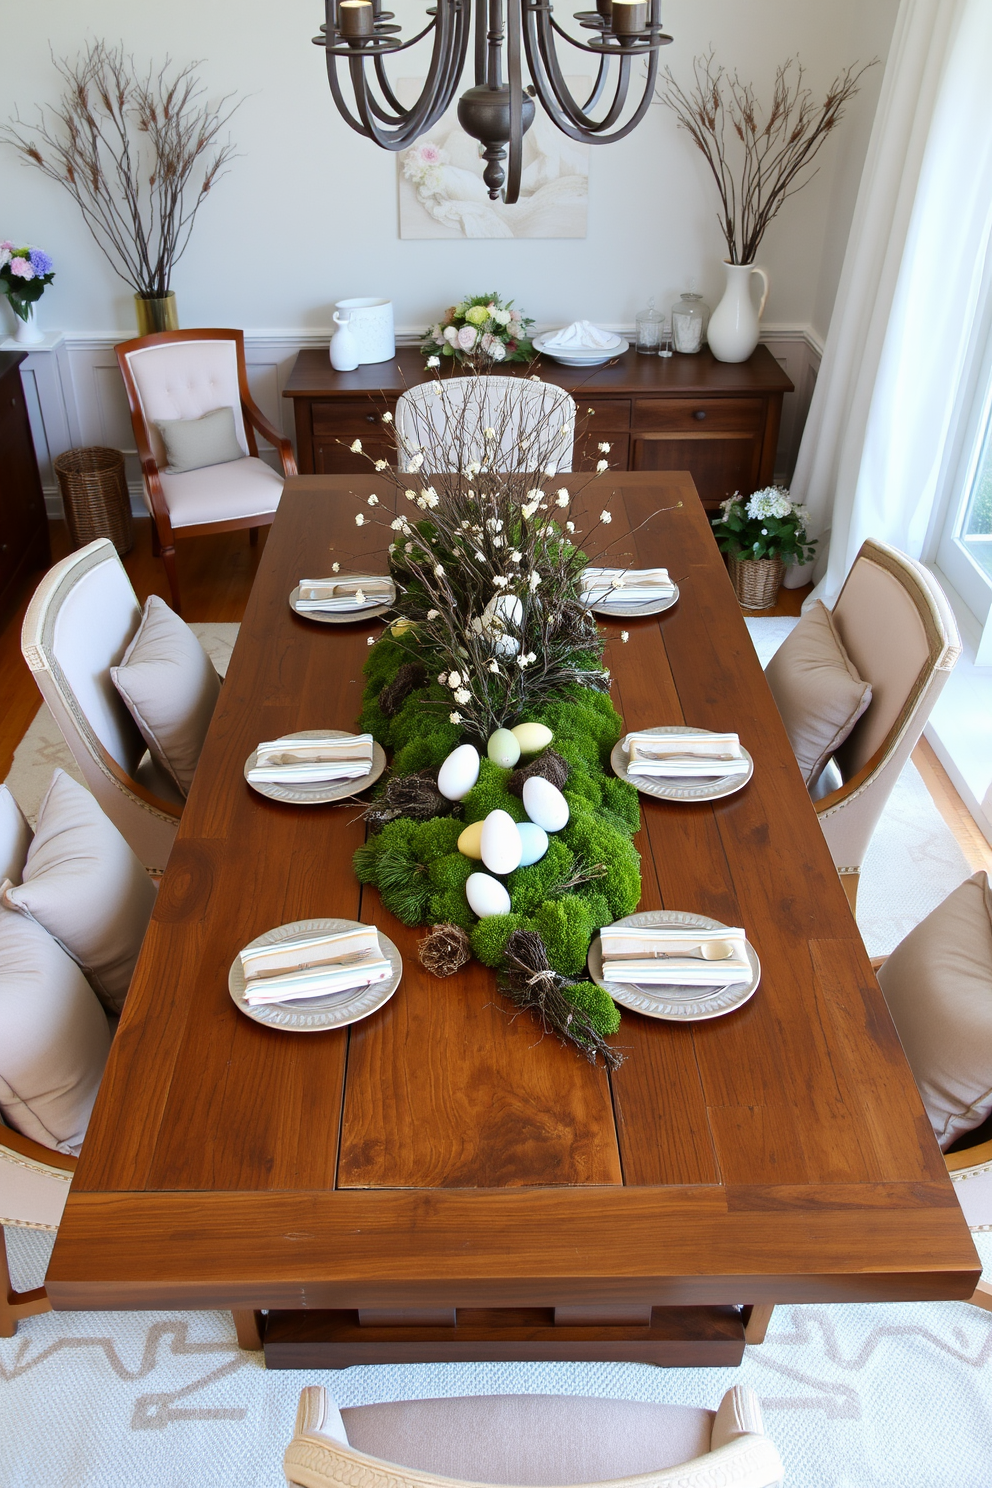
[156,405,245,473]
[1,770,156,1014]
[341,1396,715,1485]
[111,596,221,797]
[878,871,992,1149]
[0,906,112,1155]
[159,455,282,528]
[764,601,873,784]
[0,784,32,886]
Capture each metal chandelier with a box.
[314,0,672,204]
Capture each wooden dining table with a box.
[47,471,980,1369]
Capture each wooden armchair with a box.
[1,1122,75,1337]
[116,329,298,612]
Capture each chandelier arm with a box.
[527,8,661,141]
[474,0,488,84]
[346,5,470,148]
[370,14,466,125]
[504,0,524,203]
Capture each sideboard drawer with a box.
[578,398,631,430]
[311,399,396,436]
[632,396,764,434]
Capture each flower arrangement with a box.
[0,242,54,322]
[422,293,534,367]
[711,487,816,566]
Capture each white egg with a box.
[480,809,523,875]
[516,821,549,866]
[512,721,554,755]
[480,593,523,658]
[466,872,512,918]
[437,743,480,801]
[523,775,569,832]
[487,728,521,768]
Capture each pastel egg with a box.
[457,820,485,859]
[512,722,553,755]
[516,821,549,866]
[437,743,480,802]
[523,775,569,832]
[466,872,512,918]
[487,728,521,768]
[480,809,523,875]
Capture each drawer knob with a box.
[365,413,378,424]
[693,409,707,421]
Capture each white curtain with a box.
[788,0,992,602]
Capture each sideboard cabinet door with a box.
[0,353,50,614]
[630,396,767,509]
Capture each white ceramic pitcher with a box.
[329,311,360,372]
[334,297,395,365]
[707,262,769,364]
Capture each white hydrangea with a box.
[746,486,793,520]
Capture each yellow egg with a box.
[390,617,414,637]
[511,721,553,755]
[457,820,485,859]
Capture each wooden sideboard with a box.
[0,351,50,617]
[282,346,794,510]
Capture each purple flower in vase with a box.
[29,249,53,276]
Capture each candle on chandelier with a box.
[339,0,374,37]
[611,0,647,34]
[596,0,613,19]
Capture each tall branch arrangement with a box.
[1,42,239,298]
[659,53,875,265]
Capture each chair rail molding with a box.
[15,326,822,517]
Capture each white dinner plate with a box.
[533,333,629,366]
[610,724,753,803]
[229,917,402,1032]
[588,910,760,1023]
[289,579,395,625]
[244,729,386,805]
[588,581,679,618]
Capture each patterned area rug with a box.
[2,619,987,1487]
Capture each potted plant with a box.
[712,487,816,610]
[422,293,534,369]
[0,242,54,344]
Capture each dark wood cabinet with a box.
[0,352,50,616]
[283,345,793,509]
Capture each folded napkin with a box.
[248,733,374,785]
[296,576,393,613]
[240,925,392,1005]
[599,924,750,988]
[580,567,675,605]
[623,730,749,779]
[541,320,623,353]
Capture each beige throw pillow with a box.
[0,906,112,1155]
[2,770,156,1014]
[0,784,32,886]
[111,595,221,797]
[764,601,873,784]
[156,405,244,473]
[878,871,992,1150]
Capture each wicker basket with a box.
[728,553,785,610]
[54,447,133,556]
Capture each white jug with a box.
[707,262,770,364]
[329,311,360,372]
[334,297,395,365]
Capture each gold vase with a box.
[134,291,178,335]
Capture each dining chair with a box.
[116,328,298,612]
[21,539,183,875]
[283,1384,785,1488]
[809,540,960,911]
[0,1120,75,1338]
[395,374,576,476]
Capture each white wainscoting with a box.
[12,327,821,518]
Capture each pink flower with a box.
[457,325,477,351]
[9,256,34,280]
[418,143,443,166]
[0,241,13,253]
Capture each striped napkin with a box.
[623,730,749,779]
[248,733,373,785]
[240,925,392,1005]
[580,567,675,606]
[599,924,750,988]
[296,576,393,612]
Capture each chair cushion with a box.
[878,871,992,1149]
[0,906,111,1155]
[340,1396,715,1485]
[111,596,221,798]
[156,405,246,474]
[159,456,283,529]
[0,784,32,886]
[764,601,873,784]
[1,770,156,1014]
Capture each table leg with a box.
[743,1303,775,1344]
[232,1309,265,1350]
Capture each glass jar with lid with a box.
[635,297,664,354]
[671,292,709,354]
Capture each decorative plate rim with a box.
[610,724,753,803]
[228,917,401,1032]
[289,581,395,625]
[588,910,760,1022]
[589,581,680,619]
[244,729,386,805]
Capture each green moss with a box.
[470,913,533,967]
[563,809,640,920]
[415,818,464,863]
[376,844,432,924]
[533,895,596,977]
[507,839,575,916]
[599,775,641,833]
[573,889,612,931]
[428,884,474,932]
[462,759,528,824]
[562,771,602,811]
[389,686,451,749]
[427,851,474,892]
[352,838,381,884]
[565,981,621,1037]
[392,727,461,776]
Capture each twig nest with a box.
[507,749,569,798]
[438,743,481,801]
[363,770,450,832]
[379,661,428,718]
[516,821,549,866]
[419,922,471,978]
[466,872,512,918]
[457,820,485,859]
[523,776,569,833]
[487,727,521,768]
[480,809,523,874]
[511,722,554,755]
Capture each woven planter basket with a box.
[54,447,133,556]
[728,552,785,610]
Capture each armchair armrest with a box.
[813,740,889,816]
[1,1125,77,1175]
[241,394,298,478]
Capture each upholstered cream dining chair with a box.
[0,1121,74,1337]
[395,374,576,475]
[810,539,960,911]
[116,328,298,612]
[283,1385,785,1488]
[21,539,183,875]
